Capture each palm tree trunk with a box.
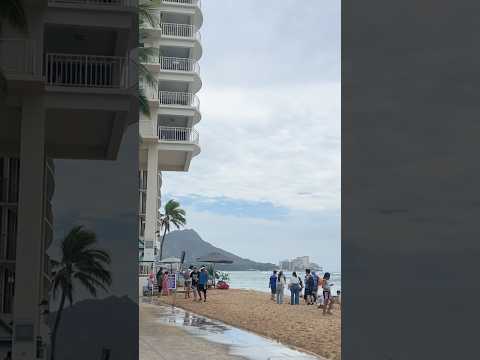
[50,293,66,360]
[158,227,168,260]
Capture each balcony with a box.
[162,0,201,7]
[146,56,200,73]
[45,53,130,89]
[145,90,199,108]
[0,39,37,78]
[139,121,200,171]
[47,0,136,8]
[158,126,199,144]
[158,91,199,108]
[160,23,201,40]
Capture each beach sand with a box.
[156,289,341,360]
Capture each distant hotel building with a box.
[279,256,322,272]
[138,0,203,285]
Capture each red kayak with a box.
[217,281,230,289]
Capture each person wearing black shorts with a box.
[198,267,208,302]
[190,266,200,301]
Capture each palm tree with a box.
[50,226,112,360]
[0,0,28,96]
[137,1,161,116]
[158,200,186,260]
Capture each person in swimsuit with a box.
[321,272,334,315]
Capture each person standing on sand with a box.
[183,266,193,299]
[268,270,278,301]
[288,272,301,305]
[198,266,209,302]
[304,269,315,305]
[156,267,164,295]
[162,271,170,296]
[276,271,286,304]
[298,274,304,300]
[320,272,334,315]
[147,271,155,295]
[312,271,319,304]
[334,290,342,309]
[190,266,200,301]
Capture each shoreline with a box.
[155,288,340,360]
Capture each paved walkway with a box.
[140,299,325,360]
[140,302,244,360]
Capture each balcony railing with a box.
[0,39,36,76]
[158,126,199,144]
[162,0,200,6]
[146,55,200,73]
[157,91,199,109]
[160,22,200,40]
[48,0,136,7]
[45,53,130,88]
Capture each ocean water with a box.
[226,271,342,295]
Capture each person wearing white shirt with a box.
[276,271,287,304]
[288,272,301,305]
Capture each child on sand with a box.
[334,290,342,309]
[319,272,333,315]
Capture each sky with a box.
[163,0,341,272]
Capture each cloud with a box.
[163,81,340,211]
[159,0,341,268]
[169,195,290,220]
[179,206,341,272]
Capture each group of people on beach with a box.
[268,269,340,315]
[155,266,210,302]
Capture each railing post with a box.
[124,55,128,88]
[31,41,35,76]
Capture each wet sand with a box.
[155,289,341,360]
[140,302,244,360]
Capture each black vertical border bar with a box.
[343,1,480,359]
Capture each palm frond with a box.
[138,47,158,63]
[138,87,150,116]
[52,226,112,305]
[0,0,28,32]
[0,69,8,97]
[138,62,158,90]
[139,2,160,28]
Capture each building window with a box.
[139,216,146,238]
[139,170,147,190]
[8,158,19,203]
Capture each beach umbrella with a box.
[156,257,182,273]
[196,252,234,287]
[157,257,181,264]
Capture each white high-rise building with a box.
[0,1,137,358]
[138,0,203,279]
